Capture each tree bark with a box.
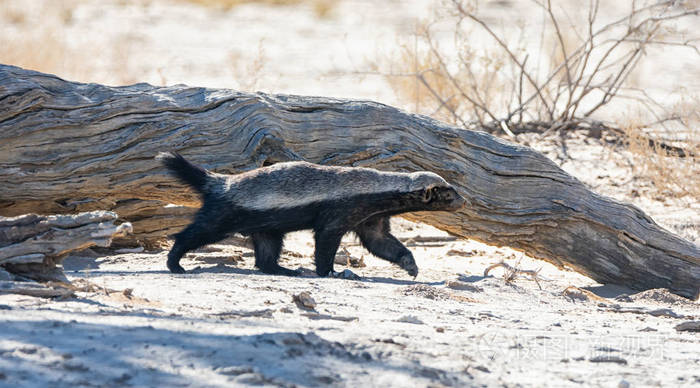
[0,211,132,281]
[0,64,697,299]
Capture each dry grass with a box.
[0,1,139,85]
[0,2,75,77]
[384,34,463,125]
[228,38,267,91]
[180,0,335,17]
[0,0,334,87]
[620,122,700,199]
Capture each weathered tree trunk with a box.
[0,210,132,282]
[0,64,697,299]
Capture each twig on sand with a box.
[484,260,542,289]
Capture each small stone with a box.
[113,373,132,383]
[589,355,627,365]
[217,366,254,376]
[648,308,683,318]
[618,379,630,388]
[313,374,337,384]
[435,327,445,333]
[292,291,316,310]
[395,315,424,324]
[675,321,700,332]
[446,280,483,292]
[63,361,89,371]
[615,294,633,303]
[234,373,268,384]
[331,269,361,280]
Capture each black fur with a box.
[158,152,466,278]
[157,152,209,194]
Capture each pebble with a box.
[292,291,317,310]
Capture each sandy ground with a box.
[1,0,699,387]
[1,218,699,387]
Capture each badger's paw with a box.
[167,262,186,274]
[398,254,419,278]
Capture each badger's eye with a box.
[422,187,437,203]
[422,188,433,203]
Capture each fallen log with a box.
[0,210,132,281]
[0,281,74,298]
[0,64,697,298]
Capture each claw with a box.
[168,262,186,274]
[398,254,419,277]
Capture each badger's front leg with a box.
[354,216,418,277]
[313,228,345,277]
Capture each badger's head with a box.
[408,171,468,211]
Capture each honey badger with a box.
[157,152,467,278]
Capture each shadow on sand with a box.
[1,314,474,387]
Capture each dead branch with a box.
[0,64,698,298]
[484,260,543,289]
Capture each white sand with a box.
[1,219,698,387]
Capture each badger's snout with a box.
[450,191,469,210]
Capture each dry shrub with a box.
[380,0,700,132]
[380,21,517,127]
[378,0,699,197]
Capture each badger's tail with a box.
[157,152,211,194]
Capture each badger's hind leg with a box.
[354,216,418,277]
[251,232,300,276]
[167,220,228,274]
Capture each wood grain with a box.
[0,210,132,281]
[0,64,697,298]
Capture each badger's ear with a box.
[422,185,436,203]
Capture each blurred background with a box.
[2,1,697,115]
[0,0,428,104]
